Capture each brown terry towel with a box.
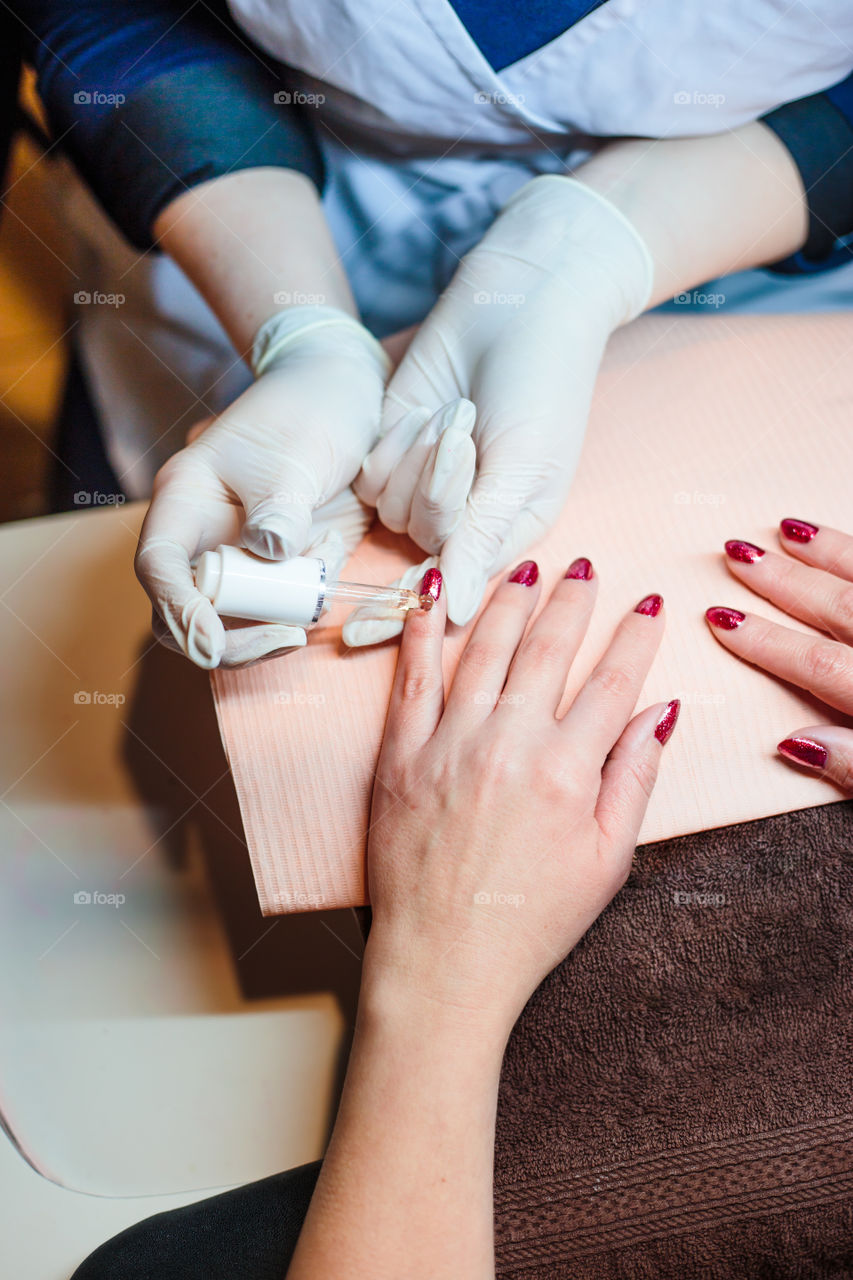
[493,802,853,1278]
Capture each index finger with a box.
[380,569,447,758]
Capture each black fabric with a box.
[49,347,125,513]
[88,61,325,250]
[70,1160,321,1279]
[763,91,853,270]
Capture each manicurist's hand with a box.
[352,175,654,631]
[287,559,679,1280]
[706,519,853,790]
[135,307,389,669]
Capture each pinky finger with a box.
[777,724,853,792]
[595,699,681,868]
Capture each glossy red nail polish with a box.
[565,557,593,581]
[419,567,442,604]
[654,699,681,745]
[777,736,828,769]
[705,606,746,630]
[725,540,764,564]
[635,594,663,617]
[780,518,819,543]
[509,560,539,586]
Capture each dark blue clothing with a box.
[11,0,853,267]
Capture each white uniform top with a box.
[68,0,853,492]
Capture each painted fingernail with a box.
[777,736,828,770]
[725,540,765,564]
[705,606,746,630]
[780,518,819,543]
[635,594,663,617]
[566,557,593,581]
[509,560,539,586]
[654,699,681,745]
[419,567,442,607]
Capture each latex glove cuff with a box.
[251,304,391,378]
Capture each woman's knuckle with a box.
[832,585,853,631]
[461,640,504,674]
[804,641,850,688]
[589,665,634,699]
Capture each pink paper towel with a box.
[212,314,853,914]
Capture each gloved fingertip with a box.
[243,509,311,561]
[439,398,476,436]
[182,597,226,669]
[426,428,476,504]
[342,613,406,647]
[376,490,410,534]
[444,563,489,627]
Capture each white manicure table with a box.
[0,502,362,1278]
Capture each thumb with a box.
[440,453,538,626]
[777,725,853,791]
[241,455,326,560]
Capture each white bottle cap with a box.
[195,546,326,627]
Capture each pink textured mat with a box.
[212,314,853,914]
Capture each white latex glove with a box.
[135,306,389,668]
[350,175,653,639]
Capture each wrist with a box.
[251,304,391,379]
[360,937,515,1059]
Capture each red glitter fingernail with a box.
[419,567,442,606]
[705,606,746,630]
[565,557,593,580]
[635,594,663,617]
[654,699,681,745]
[780,518,819,543]
[509,560,539,586]
[725,540,765,564]
[777,736,828,770]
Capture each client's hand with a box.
[364,558,679,1036]
[706,518,853,791]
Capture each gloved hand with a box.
[349,175,654,639]
[135,305,390,668]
